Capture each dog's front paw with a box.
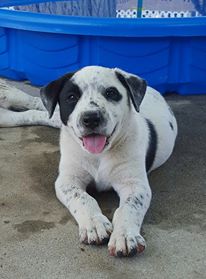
[79,214,113,245]
[108,229,146,257]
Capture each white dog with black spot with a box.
[0,66,177,257]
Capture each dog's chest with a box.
[83,157,112,191]
[95,168,113,191]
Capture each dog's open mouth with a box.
[80,126,117,154]
[82,134,107,154]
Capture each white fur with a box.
[0,79,61,128]
[0,66,177,257]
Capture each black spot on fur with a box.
[145,119,157,172]
[90,101,99,107]
[73,192,80,198]
[9,106,27,112]
[169,121,174,131]
[125,196,143,210]
[134,197,143,207]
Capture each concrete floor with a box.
[0,82,206,279]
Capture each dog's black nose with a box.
[81,111,102,129]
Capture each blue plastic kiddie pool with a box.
[0,0,206,95]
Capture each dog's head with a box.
[40,66,147,154]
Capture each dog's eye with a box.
[66,94,79,103]
[104,87,122,102]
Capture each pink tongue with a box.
[83,135,107,154]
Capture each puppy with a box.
[41,66,177,257]
[0,66,177,257]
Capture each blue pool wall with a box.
[0,8,206,95]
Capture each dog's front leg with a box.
[108,175,152,257]
[55,174,113,245]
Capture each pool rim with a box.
[0,9,206,37]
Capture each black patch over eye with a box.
[103,87,122,102]
[66,93,79,103]
[58,82,82,125]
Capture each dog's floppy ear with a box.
[114,68,147,112]
[40,72,75,118]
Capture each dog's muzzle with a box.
[80,111,103,130]
[79,110,112,154]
